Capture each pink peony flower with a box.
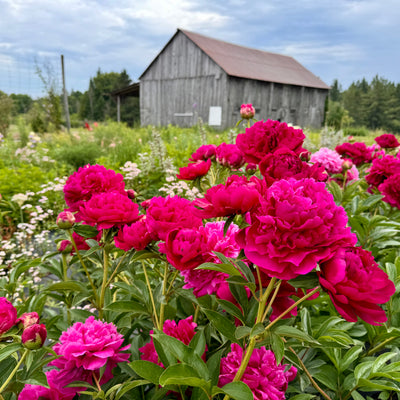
[50,316,130,393]
[145,196,203,241]
[310,147,343,174]
[63,164,126,213]
[193,175,264,219]
[189,144,217,162]
[335,142,373,166]
[21,323,47,350]
[78,191,140,230]
[237,178,357,280]
[115,217,152,251]
[319,246,395,325]
[260,147,327,185]
[215,143,245,169]
[139,316,200,367]
[236,119,306,164]
[365,154,400,189]
[219,343,297,400]
[181,221,241,297]
[375,133,400,149]
[240,103,255,119]
[0,297,17,336]
[56,211,76,229]
[379,173,400,209]
[176,159,211,180]
[17,312,40,329]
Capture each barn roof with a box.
[141,29,329,90]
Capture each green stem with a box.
[159,262,169,329]
[105,252,128,287]
[262,280,282,322]
[92,371,102,391]
[142,261,160,329]
[62,253,68,282]
[366,336,397,356]
[0,348,28,393]
[98,248,109,320]
[67,230,98,302]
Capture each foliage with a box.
[0,91,14,136]
[9,94,33,115]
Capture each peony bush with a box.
[0,112,400,400]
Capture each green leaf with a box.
[223,214,236,237]
[313,365,338,391]
[189,331,206,359]
[339,345,363,372]
[0,343,22,362]
[197,262,241,277]
[235,326,251,340]
[203,309,237,342]
[288,272,319,289]
[234,260,255,284]
[354,361,373,381]
[129,360,164,384]
[351,391,366,400]
[108,380,150,400]
[300,307,311,335]
[274,325,320,345]
[250,322,265,338]
[327,180,343,204]
[289,395,317,400]
[104,301,148,314]
[73,224,100,238]
[159,363,210,394]
[371,352,398,373]
[217,299,245,323]
[46,281,88,293]
[357,378,400,392]
[212,381,253,400]
[270,333,285,364]
[206,349,223,387]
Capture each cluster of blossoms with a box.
[19,317,130,399]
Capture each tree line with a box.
[327,76,400,133]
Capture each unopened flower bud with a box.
[127,189,136,200]
[299,150,311,162]
[17,312,40,330]
[56,211,76,229]
[57,240,73,254]
[21,324,47,350]
[240,104,255,120]
[342,159,353,171]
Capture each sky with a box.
[1,0,400,98]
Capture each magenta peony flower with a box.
[115,217,152,251]
[193,175,264,219]
[78,191,140,230]
[240,103,255,119]
[17,312,40,329]
[319,247,395,325]
[21,323,47,350]
[215,143,245,169]
[163,227,210,271]
[375,133,400,149]
[379,173,400,209]
[219,343,297,400]
[181,221,241,297]
[63,164,126,213]
[365,154,400,189]
[176,159,211,180]
[260,147,327,185]
[237,178,357,280]
[145,195,203,241]
[0,297,17,336]
[139,316,200,367]
[310,147,343,174]
[189,144,217,162]
[335,142,373,166]
[236,119,306,164]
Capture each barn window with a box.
[208,106,222,126]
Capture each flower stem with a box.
[0,348,28,394]
[262,280,282,321]
[67,229,98,303]
[142,261,160,329]
[92,371,102,392]
[105,252,128,287]
[159,262,169,329]
[98,247,109,320]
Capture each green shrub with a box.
[343,126,370,137]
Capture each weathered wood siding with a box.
[227,77,328,128]
[140,31,228,127]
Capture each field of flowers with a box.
[0,108,400,400]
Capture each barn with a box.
[119,29,330,129]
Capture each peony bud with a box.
[21,324,47,350]
[0,297,17,336]
[127,189,136,200]
[56,211,76,229]
[240,103,255,120]
[17,312,40,330]
[342,159,353,171]
[57,240,73,254]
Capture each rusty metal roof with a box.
[180,29,330,90]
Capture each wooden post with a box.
[61,55,71,133]
[117,95,121,123]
